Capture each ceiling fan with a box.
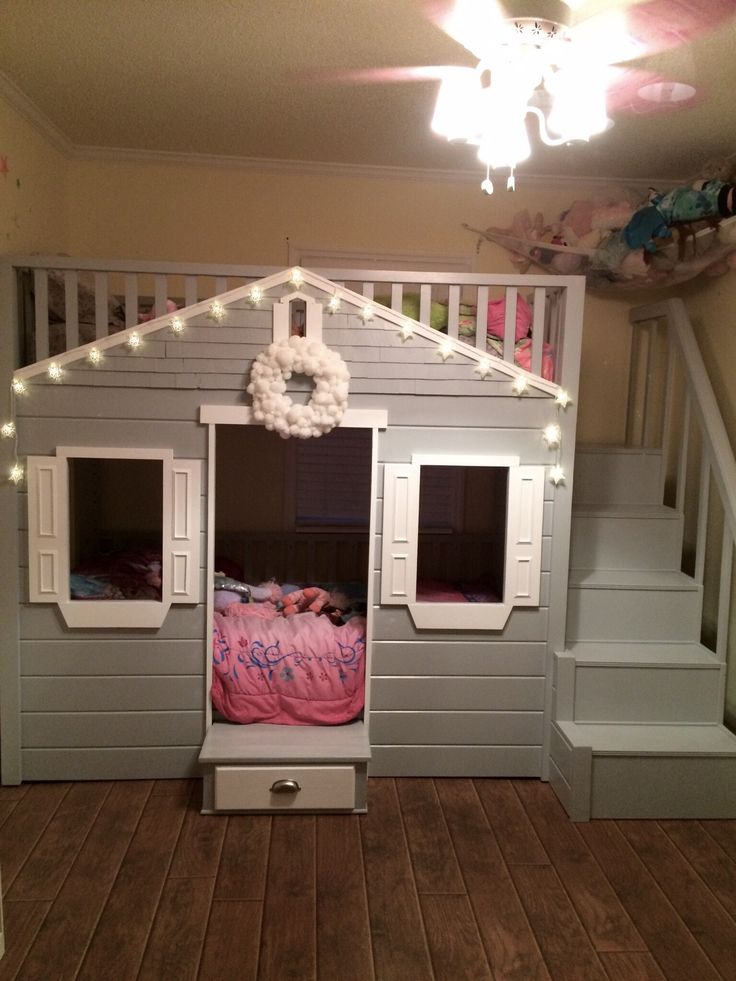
[347,0,735,192]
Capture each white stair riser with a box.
[574,665,723,723]
[590,756,736,818]
[567,587,701,642]
[574,451,661,507]
[571,514,681,570]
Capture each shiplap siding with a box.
[12,282,577,782]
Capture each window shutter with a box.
[27,455,68,602]
[505,465,544,605]
[381,463,419,604]
[164,459,202,604]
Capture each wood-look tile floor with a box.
[1,778,735,980]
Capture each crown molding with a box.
[0,70,74,155]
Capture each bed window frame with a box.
[381,453,545,630]
[27,447,202,628]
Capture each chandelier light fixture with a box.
[431,0,611,193]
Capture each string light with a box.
[127,331,142,350]
[474,358,492,379]
[543,423,562,448]
[245,290,261,309]
[47,362,63,383]
[512,376,528,396]
[360,304,374,323]
[88,347,102,365]
[327,293,341,314]
[1,421,16,439]
[398,323,414,341]
[549,465,566,485]
[555,389,572,408]
[11,378,26,396]
[438,339,454,361]
[9,463,24,485]
[169,316,185,335]
[290,268,304,287]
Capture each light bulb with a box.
[360,304,374,323]
[290,267,304,287]
[474,359,492,379]
[549,465,565,485]
[1,421,15,439]
[543,423,562,448]
[88,347,102,365]
[246,290,261,309]
[209,299,228,320]
[11,378,26,396]
[48,362,63,382]
[9,462,24,484]
[127,332,142,350]
[399,323,414,341]
[512,376,528,396]
[438,339,454,361]
[169,316,185,335]
[555,389,572,408]
[327,294,341,314]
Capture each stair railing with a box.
[628,298,736,675]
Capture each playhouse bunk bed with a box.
[1,255,584,813]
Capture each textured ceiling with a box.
[1,0,735,185]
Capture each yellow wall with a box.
[0,95,69,254]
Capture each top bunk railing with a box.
[628,297,736,669]
[2,255,585,393]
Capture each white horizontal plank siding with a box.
[20,639,204,676]
[371,676,544,711]
[22,747,200,781]
[27,456,67,603]
[381,464,418,604]
[370,711,543,745]
[371,641,546,676]
[21,711,203,747]
[22,676,203,712]
[20,603,206,640]
[369,746,542,777]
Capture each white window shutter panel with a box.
[164,459,202,604]
[381,463,419,604]
[505,465,544,606]
[27,455,68,602]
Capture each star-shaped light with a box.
[48,362,63,382]
[9,462,24,484]
[474,358,492,380]
[555,389,572,408]
[543,423,562,448]
[549,465,566,485]
[11,378,26,396]
[360,304,375,323]
[511,376,528,396]
[437,339,454,361]
[290,267,304,287]
[327,293,341,314]
[88,347,102,366]
[1,421,15,439]
[169,316,185,335]
[127,331,142,350]
[209,299,228,320]
[398,323,414,341]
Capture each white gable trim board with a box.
[6,265,582,806]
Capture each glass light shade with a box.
[546,65,608,141]
[431,68,482,142]
[477,115,531,169]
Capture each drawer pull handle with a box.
[270,779,301,794]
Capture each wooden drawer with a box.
[214,764,356,811]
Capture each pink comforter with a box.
[212,606,366,725]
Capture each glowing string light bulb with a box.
[88,347,102,366]
[543,423,562,448]
[512,376,528,396]
[245,290,261,309]
[327,293,341,314]
[290,268,304,287]
[398,323,414,341]
[438,339,454,361]
[360,304,374,323]
[127,331,142,350]
[9,462,24,485]
[474,358,492,379]
[549,465,566,485]
[11,378,26,396]
[555,389,572,408]
[1,421,16,439]
[48,362,63,383]
[169,316,185,335]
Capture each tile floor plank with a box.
[436,778,551,981]
[0,901,51,981]
[259,814,317,981]
[214,815,271,901]
[317,814,374,981]
[421,893,495,980]
[15,780,152,981]
[475,779,549,866]
[659,819,736,919]
[598,950,667,981]
[617,819,736,980]
[137,876,216,980]
[0,783,71,888]
[361,779,434,981]
[514,779,645,953]
[198,899,262,980]
[578,820,722,981]
[169,795,227,878]
[396,777,465,895]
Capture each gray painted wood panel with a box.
[370,677,545,711]
[370,710,544,744]
[19,604,206,640]
[20,640,204,676]
[21,676,203,712]
[21,711,203,747]
[16,419,206,456]
[371,641,546,676]
[369,745,542,777]
[21,746,200,781]
[378,427,556,463]
[373,606,549,642]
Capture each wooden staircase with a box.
[550,445,736,819]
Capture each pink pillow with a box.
[487,294,532,341]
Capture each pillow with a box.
[487,294,532,341]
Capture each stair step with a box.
[573,446,663,507]
[571,505,681,571]
[556,720,736,755]
[567,641,718,667]
[569,569,698,591]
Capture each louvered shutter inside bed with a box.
[295,428,371,527]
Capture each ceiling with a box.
[1,0,735,187]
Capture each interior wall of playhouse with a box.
[2,87,735,726]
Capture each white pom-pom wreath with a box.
[247,336,350,438]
